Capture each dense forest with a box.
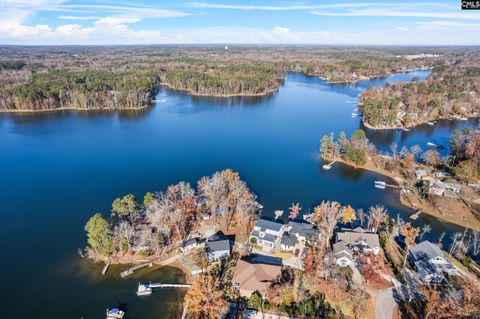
[0,45,446,111]
[360,53,480,128]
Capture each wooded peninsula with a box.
[0,45,442,112]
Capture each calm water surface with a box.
[1,71,479,318]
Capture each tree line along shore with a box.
[0,46,445,112]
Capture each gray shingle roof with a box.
[281,233,298,247]
[409,240,445,261]
[255,219,283,232]
[206,240,230,253]
[289,221,319,238]
[336,229,380,248]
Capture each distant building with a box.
[408,240,457,283]
[250,219,285,251]
[333,227,380,267]
[205,239,231,261]
[232,254,282,298]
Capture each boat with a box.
[427,121,435,126]
[460,117,468,121]
[353,108,359,112]
[137,282,153,296]
[351,113,359,117]
[322,164,332,170]
[427,142,438,147]
[401,128,410,132]
[152,98,167,103]
[374,181,386,189]
[106,308,125,319]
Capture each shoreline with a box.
[159,81,280,97]
[0,105,151,114]
[362,114,479,131]
[0,69,431,114]
[331,156,480,232]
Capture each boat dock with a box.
[136,282,192,296]
[102,261,110,275]
[120,261,153,278]
[374,180,399,189]
[322,160,336,170]
[410,210,422,220]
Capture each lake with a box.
[1,70,478,318]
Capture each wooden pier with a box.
[120,261,153,278]
[102,261,110,275]
[410,210,422,220]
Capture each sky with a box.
[0,0,479,45]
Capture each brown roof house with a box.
[232,254,282,298]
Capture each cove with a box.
[1,70,479,319]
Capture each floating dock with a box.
[136,282,192,296]
[410,210,423,220]
[322,160,336,170]
[374,180,399,189]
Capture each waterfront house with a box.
[205,239,231,261]
[333,227,380,267]
[408,240,457,283]
[280,233,298,251]
[232,254,282,298]
[250,219,285,251]
[286,221,319,242]
[180,238,199,253]
[332,241,353,267]
[415,169,428,180]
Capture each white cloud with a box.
[188,2,448,11]
[394,26,409,32]
[58,15,101,21]
[310,8,480,20]
[418,21,480,30]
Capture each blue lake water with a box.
[1,70,478,318]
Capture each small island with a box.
[83,168,480,319]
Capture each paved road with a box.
[375,287,396,319]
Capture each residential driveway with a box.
[375,287,396,319]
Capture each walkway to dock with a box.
[120,261,153,278]
[149,283,192,288]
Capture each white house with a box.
[408,240,458,283]
[286,221,319,242]
[280,233,298,251]
[180,238,199,253]
[332,241,353,267]
[333,227,380,267]
[205,239,231,261]
[250,219,285,251]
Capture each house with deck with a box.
[408,240,457,283]
[250,219,285,251]
[333,227,380,267]
[232,254,282,298]
[205,239,231,261]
